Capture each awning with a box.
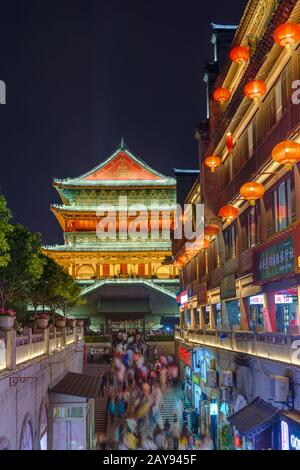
[50,372,100,398]
[99,298,150,314]
[227,397,279,438]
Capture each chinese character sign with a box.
[255,236,295,282]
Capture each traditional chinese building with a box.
[44,140,180,331]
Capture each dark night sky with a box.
[0,0,246,244]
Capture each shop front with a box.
[248,294,264,331]
[253,223,300,334]
[178,345,192,403]
[220,274,240,329]
[280,410,300,450]
[228,397,279,450]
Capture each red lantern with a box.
[234,434,243,448]
[204,155,221,173]
[204,224,220,238]
[274,23,300,48]
[202,239,210,249]
[244,80,267,101]
[240,182,265,206]
[271,140,300,169]
[230,45,250,64]
[213,87,231,104]
[218,205,238,222]
[226,131,234,153]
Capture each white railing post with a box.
[23,327,33,360]
[6,330,16,370]
[44,328,49,355]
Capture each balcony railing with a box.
[0,326,84,372]
[175,327,300,366]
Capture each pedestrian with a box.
[170,418,180,450]
[89,347,95,363]
[108,397,116,423]
[191,408,199,435]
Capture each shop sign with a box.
[210,399,218,416]
[177,290,189,308]
[179,346,191,367]
[281,420,300,451]
[249,295,263,305]
[220,274,236,300]
[193,374,200,385]
[275,294,293,304]
[254,235,296,283]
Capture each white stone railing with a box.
[175,328,300,367]
[0,326,84,371]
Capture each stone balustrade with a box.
[175,327,300,366]
[0,326,84,372]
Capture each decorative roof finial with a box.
[120,137,125,149]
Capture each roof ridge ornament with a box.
[120,137,125,149]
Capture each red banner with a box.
[179,347,191,367]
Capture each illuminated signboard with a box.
[210,400,218,416]
[275,294,293,304]
[177,290,189,308]
[281,421,289,450]
[281,420,300,450]
[179,347,191,367]
[255,236,295,282]
[249,295,264,305]
[193,374,200,385]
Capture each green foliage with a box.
[84,336,111,343]
[146,335,174,342]
[0,224,45,309]
[28,255,84,316]
[0,194,13,268]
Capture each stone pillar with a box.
[209,304,216,330]
[263,292,276,332]
[62,327,67,348]
[240,298,249,331]
[44,328,50,355]
[23,327,33,359]
[191,308,196,329]
[6,329,16,370]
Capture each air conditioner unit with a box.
[270,375,289,402]
[207,369,217,388]
[222,370,233,387]
[221,387,231,402]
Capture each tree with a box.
[29,254,63,314]
[50,268,84,317]
[0,194,13,268]
[0,224,45,309]
[28,255,84,318]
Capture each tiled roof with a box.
[50,372,100,398]
[228,397,279,438]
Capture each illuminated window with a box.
[272,177,295,232]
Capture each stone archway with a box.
[156,265,171,279]
[38,400,48,450]
[0,437,10,450]
[76,264,96,280]
[19,414,34,450]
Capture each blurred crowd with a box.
[95,330,214,451]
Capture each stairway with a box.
[84,364,111,434]
[160,386,193,430]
